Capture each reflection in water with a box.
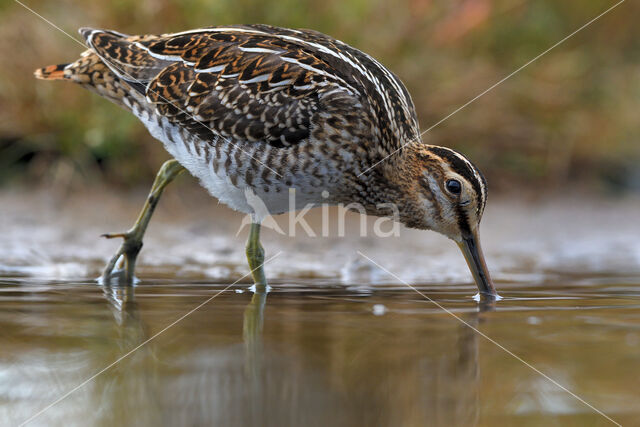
[3,196,640,424]
[2,279,638,425]
[95,285,483,426]
[243,290,267,378]
[243,290,268,426]
[97,284,161,426]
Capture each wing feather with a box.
[80,25,405,149]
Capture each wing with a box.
[81,26,368,148]
[81,25,419,151]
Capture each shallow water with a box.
[1,189,640,425]
[1,277,640,426]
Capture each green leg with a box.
[101,159,186,285]
[246,223,268,292]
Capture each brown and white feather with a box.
[37,25,477,221]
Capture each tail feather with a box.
[34,27,166,105]
[79,27,171,82]
[34,50,145,108]
[34,63,70,80]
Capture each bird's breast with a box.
[132,104,351,216]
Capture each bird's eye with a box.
[445,179,462,195]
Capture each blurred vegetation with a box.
[1,0,638,193]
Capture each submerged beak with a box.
[457,228,498,299]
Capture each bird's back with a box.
[35,25,421,214]
[37,25,419,149]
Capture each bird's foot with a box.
[100,230,143,286]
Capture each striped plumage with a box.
[36,24,496,297]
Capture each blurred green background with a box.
[0,0,638,193]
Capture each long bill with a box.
[456,228,498,299]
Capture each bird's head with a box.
[391,144,497,298]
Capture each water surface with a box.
[1,190,639,426]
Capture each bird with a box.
[35,24,498,299]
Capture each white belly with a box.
[135,108,298,218]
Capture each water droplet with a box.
[527,316,541,325]
[372,304,386,316]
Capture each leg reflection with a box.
[102,283,141,327]
[243,290,267,377]
[96,283,161,425]
[243,289,268,423]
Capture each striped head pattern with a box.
[398,144,488,243]
[394,142,496,296]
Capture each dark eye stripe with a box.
[429,147,485,214]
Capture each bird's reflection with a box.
[242,289,269,425]
[238,289,485,427]
[96,282,161,426]
[243,289,267,376]
[94,282,272,425]
[102,282,140,326]
[92,282,487,426]
[478,297,498,313]
[447,313,481,426]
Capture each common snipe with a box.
[35,25,497,298]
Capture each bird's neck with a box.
[339,146,424,222]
